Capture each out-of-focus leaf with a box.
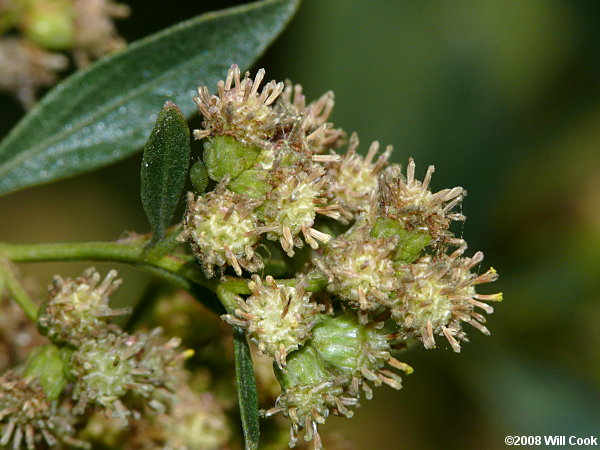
[0,0,300,196]
[234,327,261,450]
[141,102,189,242]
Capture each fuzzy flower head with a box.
[194,65,285,149]
[223,275,323,369]
[266,346,358,450]
[160,385,231,450]
[0,371,82,450]
[38,268,129,346]
[326,133,391,222]
[310,314,412,400]
[377,159,466,248]
[70,329,191,420]
[393,250,502,352]
[258,165,339,256]
[182,186,263,277]
[72,0,130,67]
[317,233,400,314]
[276,81,345,154]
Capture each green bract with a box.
[203,136,261,182]
[23,345,67,400]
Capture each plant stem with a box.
[0,259,38,321]
[0,240,224,314]
[0,240,329,316]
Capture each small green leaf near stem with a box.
[141,102,190,243]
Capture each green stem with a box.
[0,240,212,287]
[0,240,224,314]
[0,240,329,317]
[0,259,38,321]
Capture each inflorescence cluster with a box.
[0,65,502,449]
[0,269,231,449]
[181,65,502,448]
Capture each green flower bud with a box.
[203,135,260,182]
[189,159,209,193]
[23,345,67,400]
[310,313,412,399]
[267,346,357,449]
[22,0,76,50]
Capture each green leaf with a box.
[234,327,261,450]
[141,102,190,242]
[0,0,300,196]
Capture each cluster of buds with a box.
[0,0,129,107]
[36,268,192,420]
[181,64,345,276]
[0,267,216,449]
[189,66,503,448]
[69,328,190,420]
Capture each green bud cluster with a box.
[190,66,503,448]
[266,346,357,449]
[267,314,412,447]
[182,65,345,276]
[69,328,189,420]
[18,269,193,434]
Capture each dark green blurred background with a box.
[1,1,599,448]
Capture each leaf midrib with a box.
[0,0,294,181]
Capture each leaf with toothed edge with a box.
[0,0,301,196]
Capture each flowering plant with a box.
[0,1,501,448]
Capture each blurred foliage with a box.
[1,0,599,448]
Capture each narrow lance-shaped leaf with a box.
[0,0,300,196]
[234,328,261,450]
[141,102,190,242]
[218,285,261,449]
